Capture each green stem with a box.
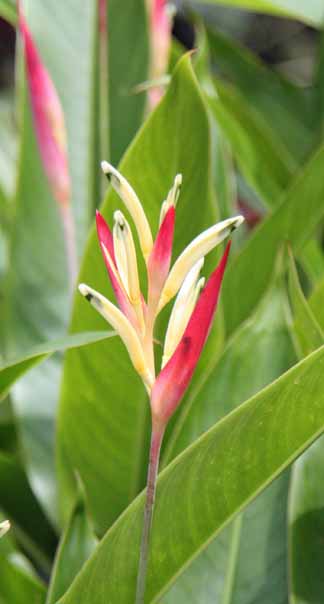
[136,420,165,604]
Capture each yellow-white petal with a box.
[0,520,10,538]
[158,215,244,311]
[78,284,153,390]
[101,161,153,261]
[113,211,140,303]
[159,174,182,225]
[162,259,204,367]
[166,173,182,207]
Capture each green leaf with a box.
[162,473,290,604]
[0,0,16,24]
[222,145,324,335]
[0,556,46,604]
[107,0,149,164]
[299,239,324,285]
[0,94,18,199]
[309,276,324,331]
[162,282,294,603]
[46,496,97,604]
[0,451,57,571]
[58,343,324,604]
[0,331,114,403]
[286,253,324,604]
[289,436,324,604]
[191,0,324,28]
[207,27,314,163]
[0,331,113,525]
[287,251,324,357]
[57,55,217,533]
[208,80,293,208]
[3,0,99,520]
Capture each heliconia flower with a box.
[18,3,70,206]
[79,163,243,413]
[79,164,244,603]
[0,520,10,538]
[151,242,231,424]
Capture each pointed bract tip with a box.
[232,215,244,229]
[101,160,110,174]
[0,520,10,537]
[101,161,118,183]
[78,283,90,298]
[114,210,125,227]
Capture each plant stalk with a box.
[135,420,165,604]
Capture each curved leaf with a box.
[162,282,294,603]
[222,145,324,334]
[0,556,46,604]
[58,343,324,603]
[107,0,149,163]
[0,331,113,402]
[46,496,97,604]
[191,0,324,28]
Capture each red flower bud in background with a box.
[18,1,77,285]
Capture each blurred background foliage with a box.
[1,1,324,603]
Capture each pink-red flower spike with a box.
[18,1,78,287]
[79,165,244,604]
[96,211,140,330]
[18,4,70,207]
[151,242,231,425]
[148,205,175,310]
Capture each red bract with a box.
[18,5,70,206]
[148,205,175,305]
[151,242,231,424]
[96,210,139,329]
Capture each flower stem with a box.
[136,420,165,604]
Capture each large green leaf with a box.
[162,282,294,603]
[309,276,324,331]
[107,0,149,164]
[208,80,293,209]
[289,438,324,604]
[286,256,324,604]
[207,27,314,164]
[58,343,324,604]
[46,495,97,604]
[0,331,113,402]
[57,55,217,533]
[0,451,57,571]
[0,331,113,526]
[287,251,324,358]
[0,555,46,604]
[222,145,324,335]
[163,473,290,604]
[299,239,324,285]
[0,94,17,199]
[191,0,324,27]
